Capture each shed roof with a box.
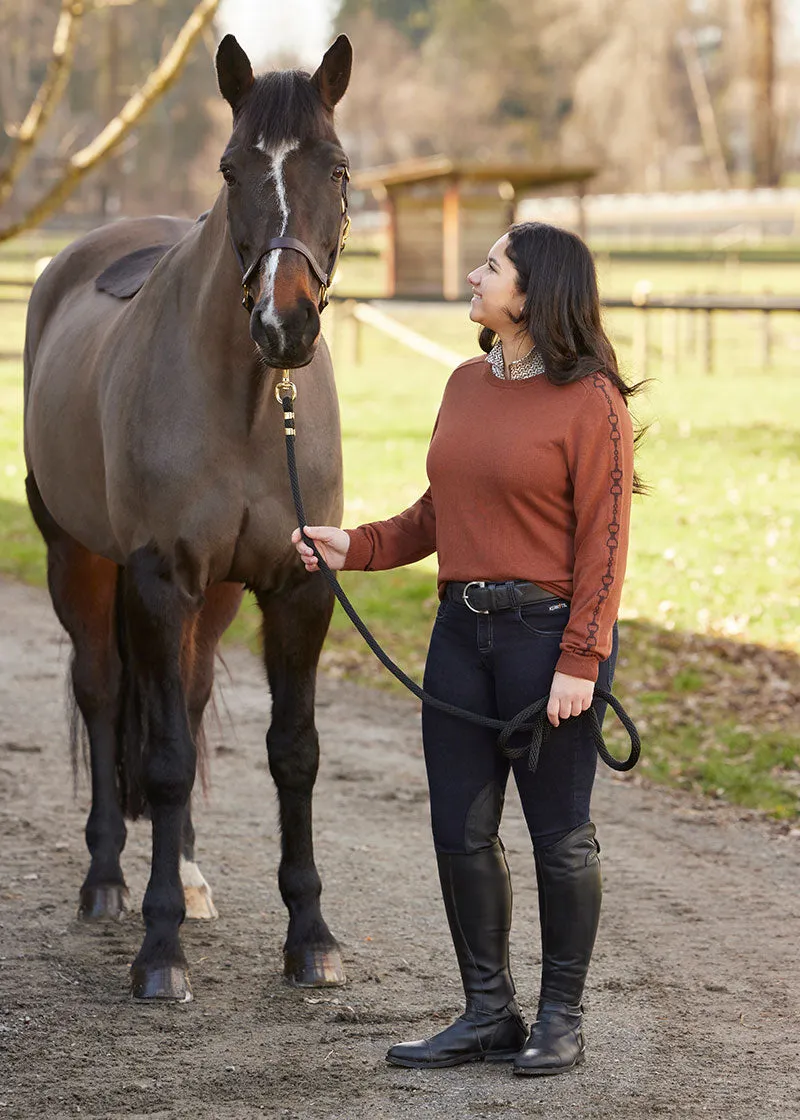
[352,156,597,192]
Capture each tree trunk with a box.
[745,0,778,186]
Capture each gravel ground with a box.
[1,577,798,1120]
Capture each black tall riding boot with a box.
[386,841,527,1068]
[513,821,602,1077]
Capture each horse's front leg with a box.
[257,576,345,987]
[122,546,200,1001]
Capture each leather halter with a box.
[229,168,350,315]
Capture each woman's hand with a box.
[547,671,595,728]
[291,525,350,572]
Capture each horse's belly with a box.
[26,318,123,561]
[29,445,121,561]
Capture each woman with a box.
[292,222,641,1076]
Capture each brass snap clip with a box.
[275,375,297,404]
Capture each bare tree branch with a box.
[677,28,731,190]
[0,0,85,207]
[0,0,221,244]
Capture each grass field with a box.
[1,233,799,819]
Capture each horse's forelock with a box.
[236,70,335,151]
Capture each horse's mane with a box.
[236,70,336,149]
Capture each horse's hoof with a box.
[183,884,218,921]
[78,885,130,921]
[284,946,346,987]
[131,964,193,1001]
[180,858,218,920]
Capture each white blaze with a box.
[258,138,299,342]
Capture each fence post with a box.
[661,307,680,376]
[354,309,363,366]
[672,308,681,376]
[596,250,611,288]
[761,288,773,369]
[761,309,773,369]
[685,290,696,357]
[339,299,361,367]
[724,250,741,291]
[702,308,714,374]
[329,299,340,361]
[632,280,651,378]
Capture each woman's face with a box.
[466,234,525,332]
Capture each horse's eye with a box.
[331,165,346,182]
[220,166,237,187]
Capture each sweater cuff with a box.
[555,650,599,683]
[341,527,374,571]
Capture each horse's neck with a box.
[192,194,250,344]
[185,194,272,425]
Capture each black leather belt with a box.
[445,580,563,615]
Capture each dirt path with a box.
[1,578,798,1120]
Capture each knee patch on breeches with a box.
[463,780,505,854]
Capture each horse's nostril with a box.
[301,302,320,347]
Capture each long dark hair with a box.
[479,221,647,493]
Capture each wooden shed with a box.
[353,157,597,300]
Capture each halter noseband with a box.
[230,168,350,315]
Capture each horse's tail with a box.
[23,471,89,789]
[68,677,89,791]
[113,566,148,820]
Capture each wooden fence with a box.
[332,291,800,376]
[607,290,800,375]
[3,276,799,375]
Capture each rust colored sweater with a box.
[343,355,634,682]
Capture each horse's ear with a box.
[311,35,352,110]
[216,34,254,112]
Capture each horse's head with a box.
[216,35,352,369]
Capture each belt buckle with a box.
[462,580,489,614]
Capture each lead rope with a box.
[278,382,640,775]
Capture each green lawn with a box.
[2,233,799,819]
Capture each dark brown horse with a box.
[23,34,353,1000]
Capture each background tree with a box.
[334,0,791,191]
[0,0,86,208]
[1,0,791,236]
[0,0,221,240]
[745,0,777,185]
[336,0,434,44]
